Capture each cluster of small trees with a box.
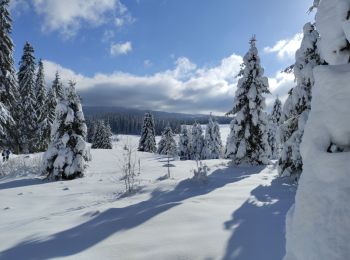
[0,1,89,180]
[89,120,113,149]
[137,112,224,161]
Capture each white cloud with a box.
[264,33,303,60]
[110,41,132,56]
[42,54,294,115]
[29,0,132,38]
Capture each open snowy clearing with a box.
[0,126,295,260]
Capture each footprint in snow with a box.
[62,187,69,191]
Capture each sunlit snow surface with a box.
[0,125,295,260]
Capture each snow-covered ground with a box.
[0,125,295,260]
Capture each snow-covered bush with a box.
[192,160,208,183]
[42,82,90,180]
[225,36,270,165]
[202,116,223,159]
[120,141,139,193]
[0,155,42,178]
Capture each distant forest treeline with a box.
[83,106,232,135]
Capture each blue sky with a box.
[10,0,315,114]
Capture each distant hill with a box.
[83,106,232,136]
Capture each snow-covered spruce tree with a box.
[157,124,177,157]
[91,120,112,149]
[46,85,57,126]
[267,97,282,159]
[34,59,50,151]
[202,115,223,159]
[278,23,322,179]
[284,2,350,259]
[42,82,89,180]
[225,36,271,165]
[0,0,18,151]
[178,125,192,160]
[138,112,156,153]
[52,71,64,99]
[17,42,38,154]
[191,122,204,160]
[104,122,113,147]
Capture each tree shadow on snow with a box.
[0,165,264,260]
[0,178,46,190]
[222,177,296,260]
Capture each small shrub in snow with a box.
[120,141,139,193]
[192,160,208,183]
[0,156,42,178]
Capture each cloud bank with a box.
[43,54,294,115]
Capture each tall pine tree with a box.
[43,82,89,180]
[267,97,282,159]
[17,42,37,153]
[225,36,270,165]
[34,59,50,151]
[191,122,204,160]
[138,112,156,153]
[92,120,113,149]
[157,124,177,157]
[178,125,192,160]
[52,71,64,99]
[0,0,18,151]
[278,23,322,179]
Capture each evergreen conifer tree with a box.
[138,112,156,153]
[42,82,89,180]
[46,86,57,126]
[178,125,192,160]
[225,36,271,165]
[278,23,322,179]
[191,122,204,160]
[17,42,38,153]
[0,0,18,151]
[34,59,50,151]
[157,124,177,156]
[267,97,282,159]
[202,115,223,159]
[52,72,64,99]
[92,120,113,149]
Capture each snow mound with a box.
[284,64,350,260]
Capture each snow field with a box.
[0,126,295,260]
